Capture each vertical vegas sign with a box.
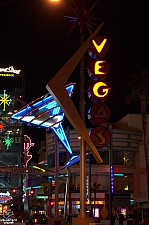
[87,36,111,147]
[87,36,114,193]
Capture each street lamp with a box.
[48,0,60,2]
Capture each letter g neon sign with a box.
[88,81,110,103]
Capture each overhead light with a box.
[78,135,81,140]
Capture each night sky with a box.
[0,0,149,162]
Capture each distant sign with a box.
[0,73,14,77]
[0,66,21,74]
[113,194,130,207]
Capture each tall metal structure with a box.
[0,66,25,196]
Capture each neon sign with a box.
[88,82,110,102]
[3,134,13,149]
[92,38,107,53]
[1,209,17,224]
[88,59,110,80]
[0,90,12,111]
[60,153,90,170]
[0,74,14,77]
[90,126,111,147]
[0,66,21,74]
[32,166,45,172]
[88,103,110,126]
[0,122,5,131]
[0,166,44,175]
[88,36,109,58]
[0,192,12,203]
[23,135,34,167]
[87,36,111,148]
[10,84,75,156]
[110,166,114,194]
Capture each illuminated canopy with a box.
[10,84,75,156]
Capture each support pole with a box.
[109,125,113,225]
[80,34,86,218]
[55,136,59,217]
[64,176,68,220]
[89,153,91,202]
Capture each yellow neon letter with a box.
[93,82,109,98]
[92,38,107,53]
[94,61,106,75]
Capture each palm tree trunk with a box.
[94,192,96,217]
[141,99,149,203]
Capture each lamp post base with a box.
[48,217,65,225]
[72,217,96,225]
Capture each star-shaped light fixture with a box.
[64,0,99,35]
[0,90,12,111]
[3,134,13,150]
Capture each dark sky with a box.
[0,0,149,162]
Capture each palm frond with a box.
[126,70,149,104]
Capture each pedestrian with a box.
[111,214,116,225]
[119,214,124,225]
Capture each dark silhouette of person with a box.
[111,214,116,225]
[119,214,124,225]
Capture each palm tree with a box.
[91,182,101,200]
[41,181,50,194]
[91,182,101,217]
[40,180,53,217]
[126,70,149,203]
[59,182,66,200]
[29,197,44,214]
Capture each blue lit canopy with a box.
[10,84,75,156]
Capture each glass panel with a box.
[114,173,133,191]
[113,151,134,166]
[124,151,134,166]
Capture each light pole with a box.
[55,135,59,217]
[65,1,99,217]
[109,125,113,225]
[79,34,86,217]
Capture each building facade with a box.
[45,114,149,216]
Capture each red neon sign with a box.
[0,122,4,131]
[90,126,111,147]
[88,103,110,126]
